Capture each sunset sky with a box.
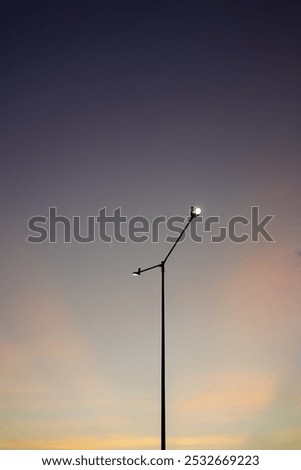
[1,0,301,449]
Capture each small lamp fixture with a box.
[132,268,141,276]
[190,206,202,217]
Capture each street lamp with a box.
[132,206,202,450]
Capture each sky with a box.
[0,0,301,450]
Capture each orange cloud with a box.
[245,426,301,450]
[218,247,301,344]
[169,434,248,450]
[0,435,159,450]
[175,371,277,425]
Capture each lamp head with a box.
[190,206,202,218]
[132,268,141,276]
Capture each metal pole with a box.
[133,209,200,450]
[161,261,166,450]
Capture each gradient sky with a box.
[1,0,301,450]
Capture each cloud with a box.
[0,250,122,449]
[175,371,277,425]
[0,435,159,450]
[0,253,161,449]
[245,427,301,450]
[169,434,248,450]
[0,432,249,450]
[218,247,301,342]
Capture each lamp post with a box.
[132,206,202,450]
